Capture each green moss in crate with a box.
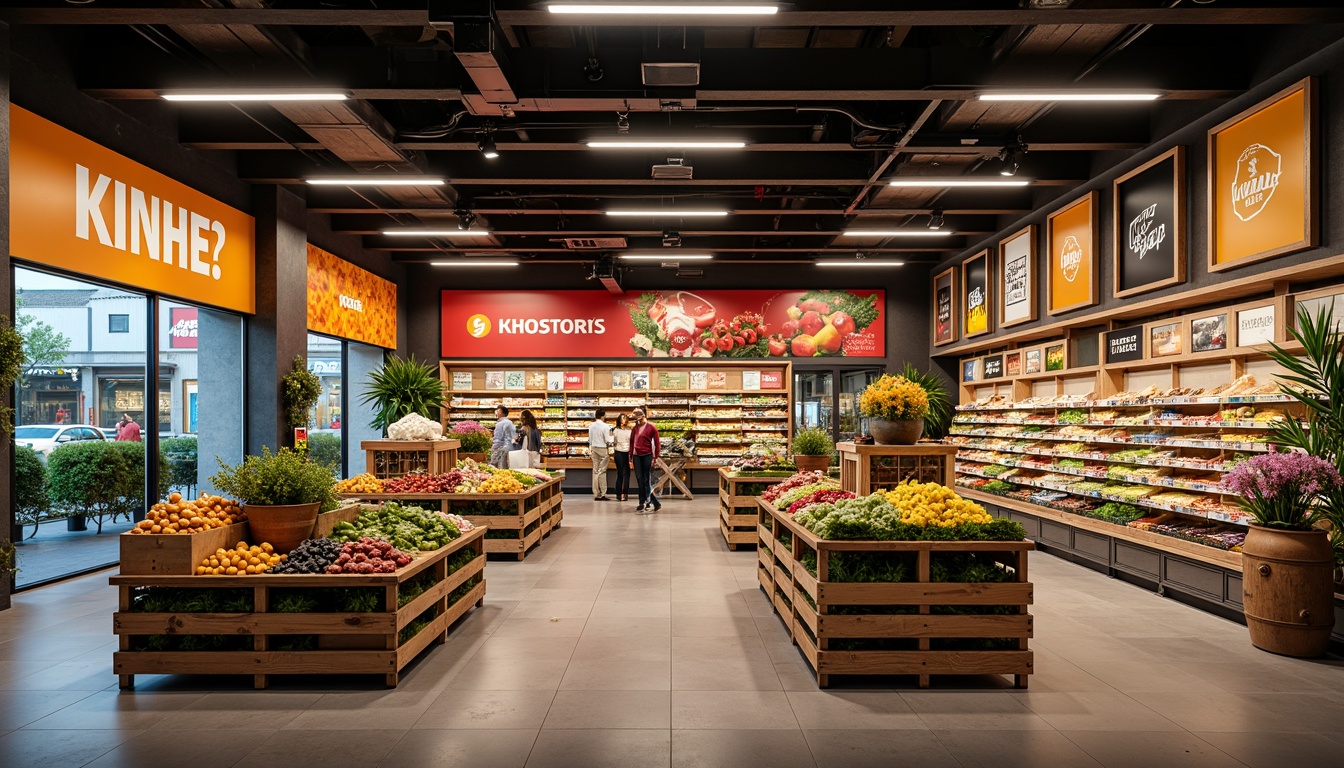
[270,590,321,613]
[737,482,768,496]
[455,500,516,516]
[485,528,521,539]
[272,635,318,652]
[777,530,793,550]
[829,604,918,615]
[930,553,1015,583]
[931,637,1019,651]
[131,587,253,613]
[133,634,253,652]
[398,572,438,608]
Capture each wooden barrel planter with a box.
[1241,525,1335,658]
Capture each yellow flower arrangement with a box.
[858,374,930,421]
[884,481,992,528]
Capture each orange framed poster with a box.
[1208,78,1318,272]
[307,244,398,349]
[9,106,256,314]
[1046,191,1099,316]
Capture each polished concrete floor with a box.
[2,495,1344,767]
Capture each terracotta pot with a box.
[793,454,832,473]
[1241,524,1334,658]
[870,418,923,445]
[244,502,320,555]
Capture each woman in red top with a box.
[630,407,662,514]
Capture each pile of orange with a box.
[129,492,244,535]
[197,542,286,575]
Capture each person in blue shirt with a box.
[490,404,516,468]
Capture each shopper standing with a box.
[515,409,543,468]
[612,413,633,502]
[631,407,662,514]
[490,405,515,469]
[588,408,612,500]
[116,413,142,442]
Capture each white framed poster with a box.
[1236,304,1276,347]
[998,225,1037,328]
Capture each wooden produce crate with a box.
[718,468,791,550]
[361,439,461,479]
[112,526,487,690]
[837,442,958,496]
[339,477,564,561]
[758,499,1034,689]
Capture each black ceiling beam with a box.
[326,212,1003,234]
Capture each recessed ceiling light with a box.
[978,92,1161,102]
[620,253,713,260]
[548,4,778,15]
[585,140,747,149]
[887,179,1029,188]
[431,260,519,267]
[161,90,349,102]
[605,210,729,217]
[306,177,445,186]
[816,260,905,267]
[383,229,491,236]
[841,230,952,237]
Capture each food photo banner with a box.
[307,244,398,349]
[441,289,885,359]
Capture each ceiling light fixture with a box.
[888,179,1029,188]
[928,210,946,230]
[456,210,479,231]
[383,229,491,237]
[585,140,746,149]
[306,176,444,186]
[431,260,520,267]
[841,229,950,237]
[548,4,779,15]
[620,253,712,261]
[978,92,1161,102]
[816,260,906,268]
[477,134,499,159]
[161,90,349,102]
[606,210,729,217]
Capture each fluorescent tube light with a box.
[606,210,729,217]
[887,179,1029,188]
[586,140,747,149]
[383,230,491,236]
[620,254,713,260]
[548,4,778,15]
[978,92,1161,102]
[841,230,952,237]
[306,177,445,186]
[816,261,905,267]
[161,90,349,102]
[431,261,519,267]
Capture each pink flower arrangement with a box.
[1224,451,1341,529]
[450,420,490,435]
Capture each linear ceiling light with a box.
[586,140,746,149]
[978,92,1161,102]
[161,90,349,102]
[383,229,491,236]
[431,260,519,267]
[816,260,906,267]
[606,210,729,217]
[306,177,444,186]
[548,4,778,15]
[620,253,713,260]
[887,179,1029,188]
[841,230,952,237]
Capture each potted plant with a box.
[210,447,339,554]
[858,374,930,445]
[14,445,49,539]
[282,356,322,432]
[450,420,493,463]
[360,355,445,434]
[899,363,953,441]
[1224,451,1340,657]
[791,427,835,472]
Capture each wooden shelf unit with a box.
[718,468,791,550]
[361,439,460,480]
[836,442,958,496]
[757,499,1034,689]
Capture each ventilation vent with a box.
[563,237,627,249]
[642,62,700,87]
[676,269,705,278]
[652,158,693,180]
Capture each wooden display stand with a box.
[339,477,564,560]
[361,439,460,479]
[718,468,790,550]
[758,499,1034,689]
[112,524,487,690]
[837,442,958,496]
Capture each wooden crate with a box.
[836,442,958,496]
[758,499,1034,689]
[112,526,487,689]
[361,439,461,479]
[717,469,791,550]
[339,477,564,561]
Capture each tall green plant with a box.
[1267,304,1344,563]
[361,355,445,432]
[0,315,24,434]
[899,363,952,440]
[282,356,322,431]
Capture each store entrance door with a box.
[793,366,882,444]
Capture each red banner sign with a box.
[564,371,585,389]
[168,307,198,349]
[442,289,884,359]
[760,371,784,390]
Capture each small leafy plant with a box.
[211,447,339,512]
[791,427,834,456]
[361,355,445,432]
[282,356,322,431]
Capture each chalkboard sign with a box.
[1114,146,1186,297]
[1105,325,1145,364]
[983,355,1004,379]
[932,267,958,346]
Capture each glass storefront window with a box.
[308,333,343,476]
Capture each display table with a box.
[652,456,695,500]
[757,498,1034,689]
[361,439,460,479]
[836,441,958,496]
[112,518,486,690]
[717,468,791,550]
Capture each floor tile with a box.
[232,728,402,767]
[83,728,273,768]
[543,690,671,729]
[525,729,671,768]
[149,692,322,731]
[23,690,205,731]
[448,657,571,690]
[932,728,1104,768]
[1194,730,1344,768]
[671,691,799,730]
[0,728,138,766]
[786,691,925,730]
[807,729,962,768]
[1060,730,1246,768]
[1011,691,1181,732]
[414,689,555,730]
[570,635,672,662]
[379,729,536,767]
[559,659,672,690]
[904,691,1054,731]
[507,600,596,619]
[672,657,782,691]
[673,728,817,768]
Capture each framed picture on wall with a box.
[932,267,959,347]
[1005,351,1022,377]
[1024,348,1043,375]
[1045,343,1067,372]
[962,359,979,383]
[1191,314,1228,353]
[1114,146,1186,298]
[1046,191,1099,316]
[1149,321,1185,358]
[962,250,992,338]
[1208,77,1318,272]
[998,225,1037,328]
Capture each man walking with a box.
[116,413,142,442]
[588,408,612,501]
[631,408,662,514]
[490,405,515,469]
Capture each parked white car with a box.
[13,424,107,459]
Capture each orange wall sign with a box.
[1046,191,1099,316]
[9,106,256,313]
[307,244,398,349]
[1208,78,1317,271]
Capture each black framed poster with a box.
[1114,146,1186,298]
[962,250,992,338]
[983,355,1004,379]
[932,267,958,347]
[1106,325,1145,364]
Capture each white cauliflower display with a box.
[387,412,445,440]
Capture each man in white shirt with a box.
[588,408,613,500]
[491,405,516,469]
